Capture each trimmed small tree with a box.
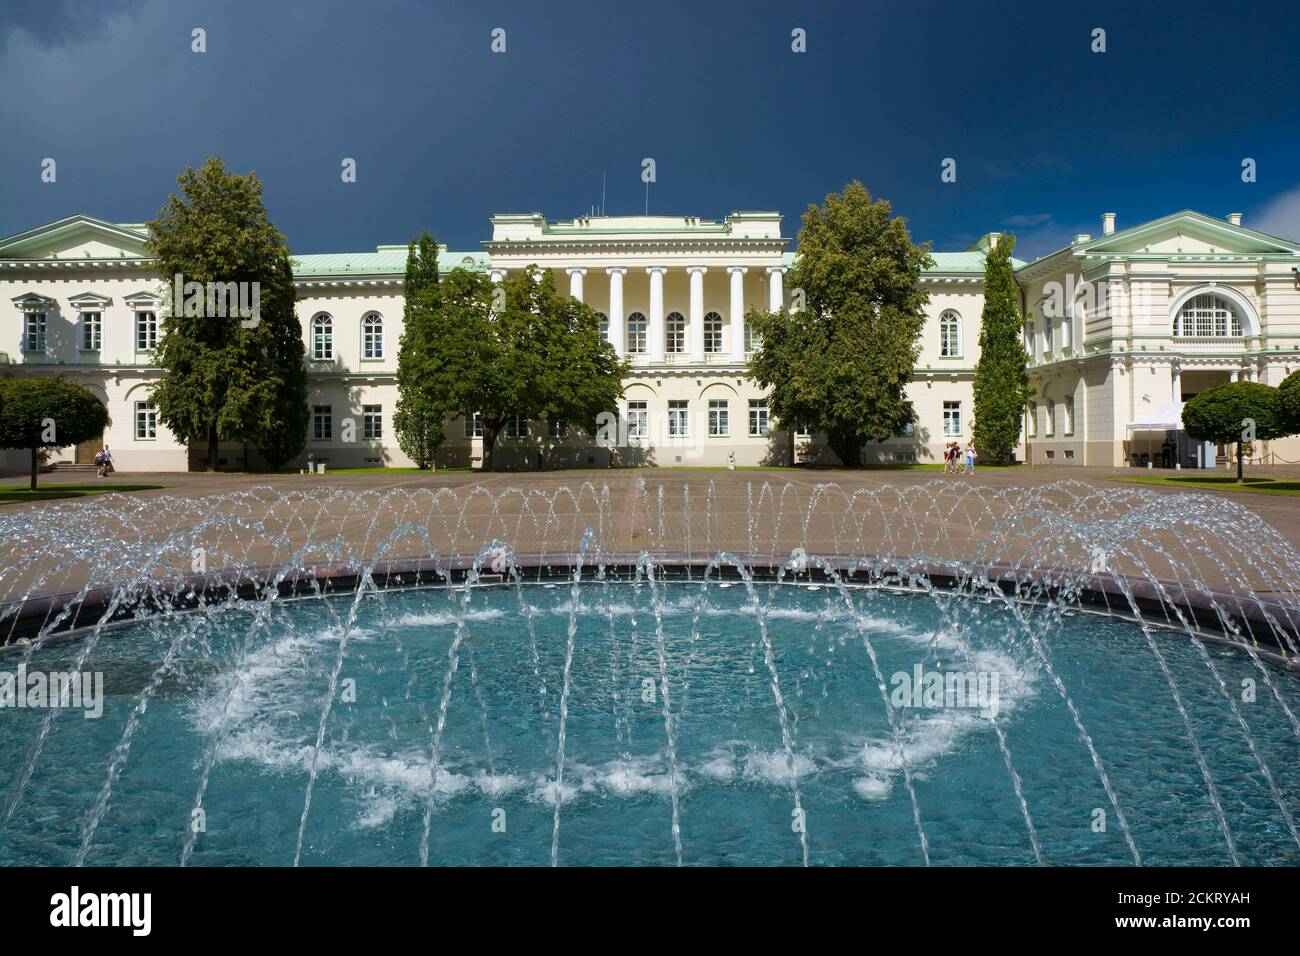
[1279,369,1300,437]
[747,181,932,467]
[972,234,1032,462]
[147,156,305,472]
[393,233,445,468]
[0,379,109,489]
[1181,381,1283,483]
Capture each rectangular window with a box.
[313,405,332,441]
[362,404,382,440]
[744,324,760,354]
[897,422,915,438]
[80,312,101,351]
[626,401,648,439]
[547,418,568,439]
[942,401,962,437]
[665,314,685,354]
[134,401,157,440]
[748,399,769,437]
[667,400,689,437]
[465,412,483,438]
[626,316,647,354]
[1045,399,1056,437]
[362,316,383,359]
[1026,401,1037,439]
[25,312,46,352]
[795,423,811,437]
[708,399,729,437]
[1063,396,1075,437]
[136,311,158,351]
[506,413,529,438]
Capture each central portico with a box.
[482,212,790,366]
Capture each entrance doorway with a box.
[75,433,104,464]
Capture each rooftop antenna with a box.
[601,172,606,218]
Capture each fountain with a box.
[1,479,1298,866]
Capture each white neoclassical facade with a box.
[2,208,1298,472]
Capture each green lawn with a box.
[319,466,474,475]
[1110,474,1300,497]
[0,483,166,504]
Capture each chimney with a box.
[1101,212,1116,235]
[1074,234,1092,244]
[1227,212,1242,226]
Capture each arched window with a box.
[312,313,333,360]
[1174,293,1243,337]
[595,311,609,343]
[362,312,383,359]
[940,310,961,357]
[627,312,647,354]
[665,312,686,353]
[703,311,723,353]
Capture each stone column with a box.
[1171,364,1182,404]
[688,266,707,360]
[728,267,747,360]
[647,267,666,362]
[606,268,626,357]
[567,268,586,301]
[766,266,786,313]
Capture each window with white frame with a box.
[135,311,158,351]
[80,312,102,351]
[134,400,157,440]
[626,401,648,438]
[312,405,332,440]
[667,400,689,437]
[942,401,962,437]
[748,399,769,436]
[1063,396,1075,436]
[795,423,811,437]
[362,312,384,359]
[939,310,961,357]
[506,413,529,438]
[704,312,723,353]
[897,422,915,437]
[665,312,686,353]
[362,404,382,440]
[312,314,334,360]
[744,322,760,354]
[1026,401,1037,438]
[547,418,568,439]
[465,412,483,438]
[1045,399,1056,437]
[626,313,647,354]
[708,399,729,436]
[24,312,46,352]
[1174,293,1243,337]
[595,312,609,343]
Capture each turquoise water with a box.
[2,581,1298,866]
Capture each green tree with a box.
[393,233,444,468]
[1278,369,1300,436]
[747,182,932,466]
[1181,381,1283,483]
[0,379,109,489]
[972,234,1032,462]
[417,266,624,471]
[147,156,305,472]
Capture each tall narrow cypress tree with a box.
[972,235,1032,462]
[394,233,444,467]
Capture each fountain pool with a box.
[3,575,1298,867]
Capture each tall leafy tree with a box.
[0,379,109,489]
[972,234,1032,462]
[1182,381,1283,483]
[147,156,304,471]
[1279,369,1300,436]
[417,266,623,471]
[394,233,444,468]
[747,182,932,466]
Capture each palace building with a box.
[2,208,1298,472]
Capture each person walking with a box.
[964,441,976,476]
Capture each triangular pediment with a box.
[0,215,151,261]
[1075,210,1300,257]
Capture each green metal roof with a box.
[781,250,1023,274]
[291,249,489,277]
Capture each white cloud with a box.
[1248,185,1300,242]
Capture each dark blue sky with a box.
[3,0,1299,260]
